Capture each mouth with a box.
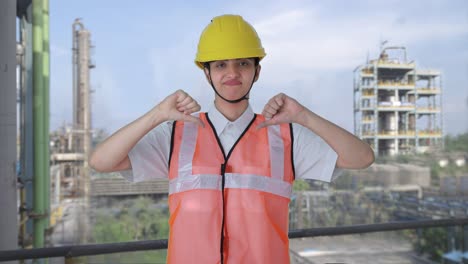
[223,79,242,86]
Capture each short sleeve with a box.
[293,123,338,182]
[126,121,173,182]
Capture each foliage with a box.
[293,179,310,191]
[396,154,411,163]
[429,163,440,182]
[431,133,468,177]
[91,196,169,263]
[407,226,465,262]
[444,133,468,153]
[411,227,447,262]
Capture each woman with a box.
[90,14,374,264]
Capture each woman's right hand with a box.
[153,89,204,127]
[90,90,203,172]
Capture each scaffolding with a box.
[354,45,443,156]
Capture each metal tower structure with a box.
[47,18,95,245]
[72,19,94,159]
[48,20,95,204]
[354,45,443,156]
[68,18,94,201]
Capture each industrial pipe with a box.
[32,0,46,250]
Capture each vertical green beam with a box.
[43,0,51,229]
[32,0,45,250]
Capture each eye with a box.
[239,60,251,66]
[215,62,226,69]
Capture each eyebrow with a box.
[211,58,254,64]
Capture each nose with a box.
[226,62,241,78]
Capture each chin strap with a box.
[207,66,258,104]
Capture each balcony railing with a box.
[362,130,443,137]
[1,218,468,262]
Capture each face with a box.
[204,58,261,102]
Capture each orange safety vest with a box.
[167,112,294,264]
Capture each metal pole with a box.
[53,166,60,205]
[0,0,19,262]
[463,225,468,263]
[32,0,46,251]
[19,3,35,247]
[72,20,93,245]
[42,0,51,233]
[19,15,27,252]
[81,28,92,245]
[25,6,36,247]
[72,21,79,137]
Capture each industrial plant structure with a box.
[12,11,95,249]
[353,46,443,156]
[3,2,466,262]
[50,19,94,200]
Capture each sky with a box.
[48,0,468,136]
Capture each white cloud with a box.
[253,10,311,37]
[246,7,468,133]
[253,9,468,75]
[49,1,467,135]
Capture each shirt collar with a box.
[207,104,255,137]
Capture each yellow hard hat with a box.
[195,14,266,69]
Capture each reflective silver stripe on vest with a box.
[225,173,292,198]
[178,121,198,177]
[172,116,291,198]
[169,174,221,194]
[267,125,285,181]
[169,173,292,198]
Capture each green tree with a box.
[293,179,310,191]
[412,227,447,262]
[91,197,169,263]
[445,133,468,152]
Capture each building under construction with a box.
[354,46,443,156]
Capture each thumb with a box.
[182,114,205,127]
[256,119,276,130]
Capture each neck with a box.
[214,97,249,121]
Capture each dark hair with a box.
[203,57,260,70]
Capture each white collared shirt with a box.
[128,104,337,183]
[208,104,256,154]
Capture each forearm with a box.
[89,107,165,172]
[296,109,375,169]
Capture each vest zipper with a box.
[220,163,226,264]
[205,113,257,264]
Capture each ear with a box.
[254,64,261,82]
[203,68,212,83]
